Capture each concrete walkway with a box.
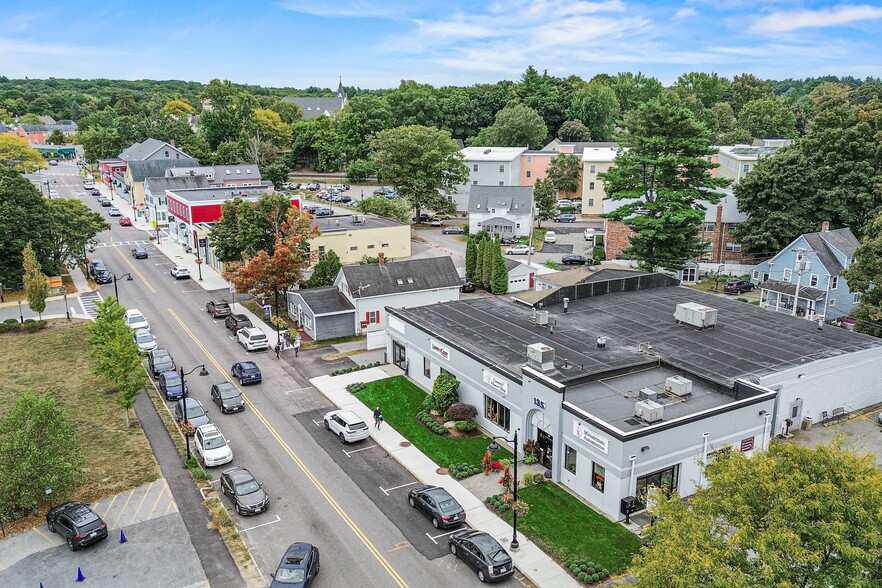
[310,368,580,588]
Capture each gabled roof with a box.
[341,257,460,299]
[213,164,262,181]
[20,124,50,132]
[281,97,346,119]
[791,227,859,276]
[291,287,355,315]
[468,185,533,214]
[127,158,201,182]
[144,175,210,193]
[38,115,56,125]
[166,166,215,178]
[119,138,190,162]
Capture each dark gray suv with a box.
[46,501,108,551]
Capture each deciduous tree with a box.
[737,98,798,139]
[356,194,410,223]
[47,129,66,146]
[842,210,882,337]
[470,104,548,149]
[546,153,581,196]
[306,250,341,288]
[0,167,55,285]
[557,120,592,142]
[0,135,44,172]
[22,241,48,319]
[533,178,556,228]
[46,199,109,271]
[566,83,620,141]
[728,73,774,115]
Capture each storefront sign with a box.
[573,421,609,455]
[482,370,508,396]
[430,340,450,361]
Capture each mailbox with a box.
[620,495,640,524]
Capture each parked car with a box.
[724,279,755,294]
[408,485,466,529]
[231,360,263,384]
[131,245,147,258]
[270,542,320,588]
[119,216,132,226]
[90,188,101,196]
[304,182,321,191]
[544,231,557,243]
[331,183,350,191]
[237,327,269,352]
[461,278,476,293]
[124,309,149,331]
[557,199,573,208]
[448,529,515,583]
[337,195,352,204]
[225,314,253,333]
[194,424,232,467]
[170,266,190,279]
[584,228,596,241]
[206,299,232,318]
[505,244,534,255]
[373,186,394,195]
[220,466,269,515]
[147,348,176,379]
[500,236,518,245]
[323,410,371,444]
[49,189,59,198]
[88,259,107,277]
[561,254,590,265]
[133,329,157,353]
[554,213,577,223]
[46,502,108,552]
[108,207,121,216]
[174,397,210,430]
[441,226,464,235]
[93,269,113,284]
[100,199,112,207]
[211,382,245,414]
[430,218,443,227]
[158,370,187,400]
[313,207,332,217]
[48,159,58,166]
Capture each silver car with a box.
[133,329,157,352]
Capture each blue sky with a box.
[3,1,881,89]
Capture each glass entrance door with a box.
[537,428,553,470]
[636,464,680,509]
[392,340,407,371]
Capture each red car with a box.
[119,216,132,226]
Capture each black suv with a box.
[46,501,108,551]
[147,348,176,379]
[225,313,253,333]
[88,259,107,278]
[206,299,232,318]
[724,279,755,294]
[93,269,113,284]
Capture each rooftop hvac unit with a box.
[351,214,365,224]
[665,375,693,398]
[674,302,717,329]
[638,388,658,402]
[535,310,549,325]
[526,343,555,373]
[634,400,664,423]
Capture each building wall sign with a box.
[574,421,609,455]
[483,370,508,396]
[534,398,545,409]
[430,340,450,361]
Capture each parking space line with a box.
[343,444,378,457]
[98,492,120,520]
[181,289,203,293]
[146,481,168,520]
[128,480,156,525]
[426,529,459,545]
[312,419,323,426]
[112,489,136,528]
[284,387,312,397]
[32,526,58,545]
[380,482,417,496]
[388,541,410,553]
[237,515,281,533]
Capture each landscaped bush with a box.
[23,319,47,333]
[331,361,382,376]
[445,402,477,421]
[346,382,368,394]
[565,559,610,585]
[447,462,483,479]
[0,319,20,333]
[532,473,546,485]
[454,419,478,432]
[486,494,511,512]
[423,372,460,414]
[416,411,448,435]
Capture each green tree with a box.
[0,392,84,521]
[490,243,508,294]
[356,194,411,223]
[728,73,774,115]
[533,178,556,228]
[601,93,728,270]
[160,98,194,116]
[471,104,548,149]
[107,325,146,427]
[557,119,592,142]
[737,98,798,139]
[46,199,109,270]
[630,441,882,587]
[386,80,440,128]
[270,100,303,125]
[78,125,124,162]
[87,297,127,348]
[546,153,581,196]
[465,237,477,279]
[22,241,48,319]
[842,210,882,337]
[19,113,42,125]
[673,72,731,109]
[611,72,664,114]
[371,125,467,222]
[482,237,494,288]
[475,238,486,288]
[0,135,45,172]
[566,83,620,141]
[0,166,55,286]
[306,250,341,288]
[47,128,66,145]
[209,193,293,262]
[346,159,377,183]
[263,161,290,189]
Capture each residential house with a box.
[118,138,197,209]
[310,213,411,266]
[333,255,461,349]
[453,147,527,211]
[282,79,347,120]
[17,120,78,144]
[143,175,210,227]
[519,150,557,186]
[750,223,861,322]
[468,185,533,239]
[581,143,621,216]
[166,164,262,187]
[715,139,791,186]
[286,287,356,342]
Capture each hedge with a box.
[331,361,381,376]
[454,419,478,432]
[416,410,448,435]
[447,462,482,479]
[564,559,610,585]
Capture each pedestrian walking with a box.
[274,343,281,359]
[373,406,383,429]
[294,333,302,357]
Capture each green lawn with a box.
[354,376,510,466]
[501,483,641,574]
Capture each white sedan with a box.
[544,231,557,243]
[505,244,535,255]
[133,329,157,353]
[170,266,191,279]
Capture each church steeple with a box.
[336,77,346,99]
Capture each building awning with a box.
[759,279,826,301]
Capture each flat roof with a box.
[167,185,271,203]
[460,147,527,161]
[313,214,406,233]
[388,284,882,388]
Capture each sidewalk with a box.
[310,368,580,588]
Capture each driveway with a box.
[787,408,882,467]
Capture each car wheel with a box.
[324,420,330,430]
[408,496,416,508]
[449,543,457,556]
[240,378,245,385]
[339,432,346,444]
[432,517,440,529]
[67,537,77,552]
[235,502,242,515]
[47,520,55,533]
[478,569,487,582]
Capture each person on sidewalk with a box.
[274,343,281,359]
[373,407,383,429]
[294,333,302,357]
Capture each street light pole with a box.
[179,364,209,461]
[488,429,520,551]
[62,286,70,320]
[273,281,281,353]
[113,272,133,300]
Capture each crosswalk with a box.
[93,240,151,248]
[78,290,104,317]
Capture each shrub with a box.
[347,382,368,394]
[532,472,546,485]
[424,372,460,414]
[0,321,20,333]
[445,402,477,421]
[578,572,587,582]
[523,472,535,487]
[3,318,19,325]
[454,419,478,432]
[567,559,610,585]
[23,320,46,333]
[447,462,482,479]
[416,411,448,435]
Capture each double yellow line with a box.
[113,247,157,294]
[167,308,408,587]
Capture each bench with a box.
[832,407,849,423]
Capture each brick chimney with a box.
[378,252,385,266]
[821,220,830,232]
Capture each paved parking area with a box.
[788,407,882,466]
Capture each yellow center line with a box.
[114,246,157,294]
[167,308,408,588]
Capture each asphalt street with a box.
[43,164,519,586]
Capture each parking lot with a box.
[788,407,882,466]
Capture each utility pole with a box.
[791,248,809,317]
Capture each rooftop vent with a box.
[674,302,717,329]
[351,214,365,224]
[526,343,555,373]
[534,309,549,325]
[665,376,693,398]
[638,388,658,402]
[634,400,664,423]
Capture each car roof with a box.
[231,314,249,320]
[281,542,314,564]
[161,371,180,380]
[224,466,254,482]
[422,485,453,500]
[197,423,221,436]
[237,361,259,369]
[125,309,144,316]
[328,409,363,422]
[214,381,237,391]
[469,531,503,553]
[58,502,99,524]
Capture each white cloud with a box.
[750,4,882,34]
[276,0,403,19]
[674,8,697,20]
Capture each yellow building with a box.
[581,144,621,217]
[310,213,411,265]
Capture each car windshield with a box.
[219,387,239,399]
[165,374,181,386]
[204,436,227,449]
[438,498,460,512]
[187,404,205,417]
[242,367,260,375]
[135,332,153,343]
[235,480,260,495]
[128,315,145,324]
[274,568,305,583]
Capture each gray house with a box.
[286,287,356,342]
[468,185,534,238]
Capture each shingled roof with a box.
[340,257,460,298]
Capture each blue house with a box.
[749,223,860,322]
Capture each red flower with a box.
[491,461,503,471]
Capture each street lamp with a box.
[273,281,282,353]
[488,429,520,551]
[113,272,133,300]
[179,364,209,460]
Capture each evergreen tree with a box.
[22,242,48,319]
[475,238,486,288]
[306,250,342,288]
[490,243,509,294]
[482,237,494,288]
[465,237,477,279]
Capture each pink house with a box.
[519,151,557,186]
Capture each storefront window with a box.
[636,464,679,507]
[423,357,431,378]
[564,445,577,474]
[592,462,605,493]
[484,396,510,431]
